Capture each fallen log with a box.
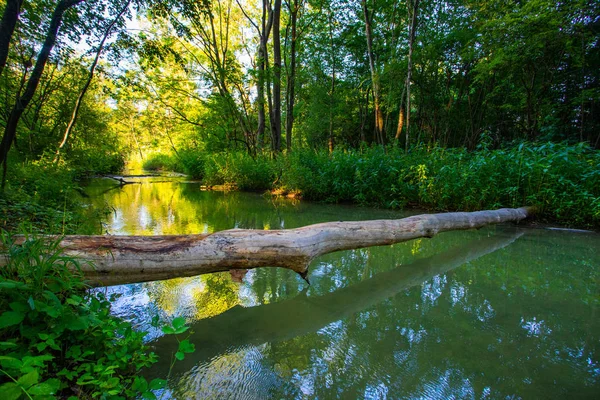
[1,207,533,286]
[145,229,524,379]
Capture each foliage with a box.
[142,150,205,179]
[202,153,277,191]
[0,233,174,399]
[170,142,599,227]
[0,157,115,234]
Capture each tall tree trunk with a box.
[257,0,274,152]
[394,83,407,142]
[405,0,419,152]
[257,45,266,148]
[0,0,84,170]
[328,10,335,152]
[270,0,282,153]
[362,0,383,145]
[285,0,298,152]
[54,0,130,162]
[0,0,23,78]
[395,106,405,141]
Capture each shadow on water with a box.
[146,229,523,380]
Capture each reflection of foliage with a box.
[187,227,599,399]
[190,274,240,320]
[93,184,599,398]
[145,273,240,321]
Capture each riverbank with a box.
[0,154,123,234]
[143,142,600,228]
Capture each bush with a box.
[0,234,168,398]
[141,142,600,227]
[0,160,107,234]
[203,153,276,191]
[197,142,600,227]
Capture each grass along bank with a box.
[143,142,600,228]
[0,152,124,234]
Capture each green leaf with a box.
[149,379,166,390]
[9,302,29,313]
[142,392,158,400]
[161,326,176,335]
[0,341,17,350]
[27,296,35,310]
[65,316,90,331]
[0,281,18,289]
[175,351,185,361]
[0,382,22,400]
[178,339,195,354]
[0,311,25,329]
[172,317,186,330]
[0,356,22,370]
[28,378,60,395]
[17,370,39,389]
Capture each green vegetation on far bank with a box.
[143,142,600,228]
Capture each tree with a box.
[54,0,131,161]
[0,0,24,78]
[0,0,85,184]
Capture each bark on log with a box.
[1,207,533,286]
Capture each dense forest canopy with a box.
[0,0,598,170]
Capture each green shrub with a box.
[0,234,195,399]
[0,234,168,398]
[142,142,599,227]
[0,160,108,234]
[203,153,276,191]
[196,142,599,227]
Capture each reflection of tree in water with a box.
[86,182,599,398]
[147,228,599,399]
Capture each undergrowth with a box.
[140,142,600,227]
[0,233,193,399]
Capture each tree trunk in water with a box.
[1,207,533,287]
[405,0,419,152]
[54,0,130,162]
[270,0,282,153]
[0,0,83,168]
[362,0,384,145]
[0,0,23,78]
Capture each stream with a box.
[83,174,600,399]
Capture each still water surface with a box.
[85,176,600,399]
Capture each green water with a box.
[85,177,600,399]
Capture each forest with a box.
[0,0,598,230]
[0,0,599,398]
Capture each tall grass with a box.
[143,143,600,227]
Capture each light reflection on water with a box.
[84,177,600,399]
